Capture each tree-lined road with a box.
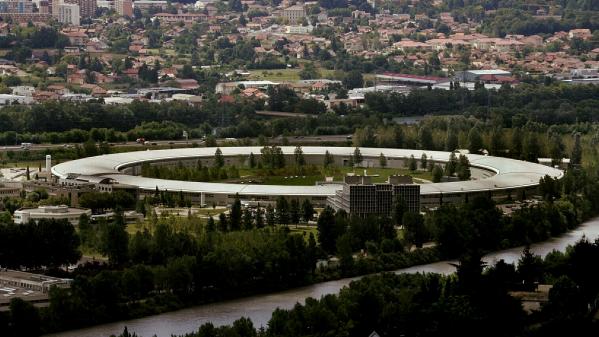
[0,135,352,153]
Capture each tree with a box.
[511,128,523,159]
[228,0,243,11]
[456,154,471,180]
[255,207,264,228]
[489,126,503,155]
[353,147,363,166]
[408,155,417,171]
[214,148,224,168]
[467,126,483,154]
[83,139,98,157]
[570,133,582,167]
[548,132,564,166]
[402,212,427,248]
[301,199,314,222]
[517,246,544,290]
[276,196,289,225]
[420,153,428,169]
[218,212,228,231]
[317,206,338,254]
[299,63,320,80]
[229,194,242,230]
[242,208,253,230]
[418,125,434,150]
[294,146,305,167]
[353,126,376,147]
[432,165,443,183]
[239,13,247,26]
[445,152,457,176]
[101,219,129,265]
[336,233,354,272]
[522,132,541,163]
[206,216,216,232]
[9,298,40,337]
[323,150,334,168]
[543,275,587,322]
[343,70,363,89]
[265,204,275,226]
[290,199,300,225]
[249,152,256,168]
[379,153,387,168]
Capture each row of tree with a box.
[173,237,599,337]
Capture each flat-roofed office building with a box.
[328,175,420,216]
[13,205,91,225]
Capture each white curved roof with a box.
[52,147,563,196]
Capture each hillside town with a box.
[0,0,595,107]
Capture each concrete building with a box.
[0,0,33,13]
[64,0,96,18]
[280,4,305,24]
[0,94,34,105]
[0,182,21,198]
[455,69,512,82]
[133,0,167,12]
[215,80,279,95]
[52,147,564,209]
[57,2,80,25]
[96,0,111,9]
[13,205,91,225]
[152,12,206,24]
[115,0,132,16]
[328,175,420,216]
[0,269,71,311]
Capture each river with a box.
[47,217,599,337]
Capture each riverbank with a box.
[46,217,599,337]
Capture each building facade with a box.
[64,0,96,18]
[115,0,132,16]
[0,0,33,13]
[328,175,421,216]
[280,5,305,24]
[13,205,91,225]
[57,2,80,25]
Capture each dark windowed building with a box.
[328,175,420,216]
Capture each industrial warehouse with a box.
[50,146,563,213]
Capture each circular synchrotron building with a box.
[52,147,563,210]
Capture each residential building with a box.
[13,205,92,225]
[152,12,206,24]
[115,0,132,16]
[133,0,167,12]
[64,0,96,18]
[280,4,305,24]
[0,0,33,13]
[57,2,80,25]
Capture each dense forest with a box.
[168,237,599,337]
[0,84,597,145]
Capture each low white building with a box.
[14,205,91,225]
[0,94,34,105]
[285,25,313,34]
[10,86,35,96]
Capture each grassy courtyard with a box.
[223,166,433,185]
